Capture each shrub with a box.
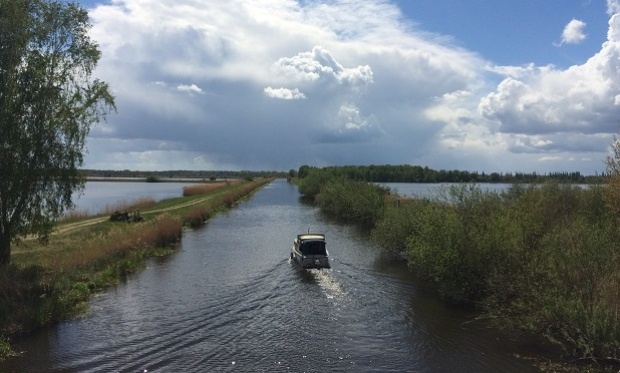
[315,178,385,227]
[371,199,431,258]
[298,169,336,199]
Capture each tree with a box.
[0,0,115,265]
[604,135,620,217]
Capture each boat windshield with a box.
[300,240,327,256]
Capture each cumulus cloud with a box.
[479,12,620,138]
[264,86,306,100]
[271,46,374,89]
[82,0,619,174]
[177,84,204,94]
[558,19,587,45]
[608,0,620,15]
[465,11,620,172]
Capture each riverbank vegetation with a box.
[297,167,619,368]
[298,164,601,184]
[0,178,271,360]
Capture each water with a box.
[1,180,538,372]
[70,181,188,214]
[378,182,513,198]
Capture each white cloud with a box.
[271,46,374,89]
[608,0,620,15]
[264,86,306,100]
[177,84,204,94]
[558,19,587,45]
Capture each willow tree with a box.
[0,0,115,265]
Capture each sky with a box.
[74,0,620,174]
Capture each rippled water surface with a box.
[1,180,537,372]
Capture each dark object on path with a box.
[109,210,143,223]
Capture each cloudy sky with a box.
[76,0,620,175]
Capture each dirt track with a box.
[53,193,221,236]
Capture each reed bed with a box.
[183,203,215,228]
[54,215,182,272]
[60,209,91,221]
[182,178,271,226]
[101,197,157,215]
[183,181,233,197]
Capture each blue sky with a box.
[395,1,609,68]
[75,0,620,174]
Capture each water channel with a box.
[1,179,539,372]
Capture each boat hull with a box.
[291,249,330,269]
[291,233,330,269]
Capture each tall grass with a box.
[101,197,156,215]
[0,215,183,343]
[60,208,91,221]
[181,178,271,227]
[183,181,232,197]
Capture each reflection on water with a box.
[71,181,188,213]
[1,179,538,372]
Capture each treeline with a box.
[297,164,600,183]
[81,169,287,181]
[297,166,619,367]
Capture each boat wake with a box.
[309,269,346,300]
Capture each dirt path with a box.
[53,193,221,236]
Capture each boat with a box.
[291,233,330,269]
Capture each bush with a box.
[404,185,507,303]
[315,178,385,227]
[371,199,431,258]
[298,169,336,200]
[395,182,620,360]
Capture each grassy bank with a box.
[298,170,620,369]
[0,178,272,360]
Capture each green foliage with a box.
[404,185,508,303]
[297,164,618,362]
[297,168,335,199]
[297,165,312,179]
[315,178,385,227]
[370,182,620,360]
[145,175,161,182]
[295,164,594,184]
[0,336,16,361]
[371,199,431,257]
[0,0,115,265]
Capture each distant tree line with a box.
[297,164,601,183]
[81,169,287,181]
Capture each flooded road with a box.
[1,179,537,372]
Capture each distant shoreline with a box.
[84,176,226,183]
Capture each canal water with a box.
[1,179,538,372]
